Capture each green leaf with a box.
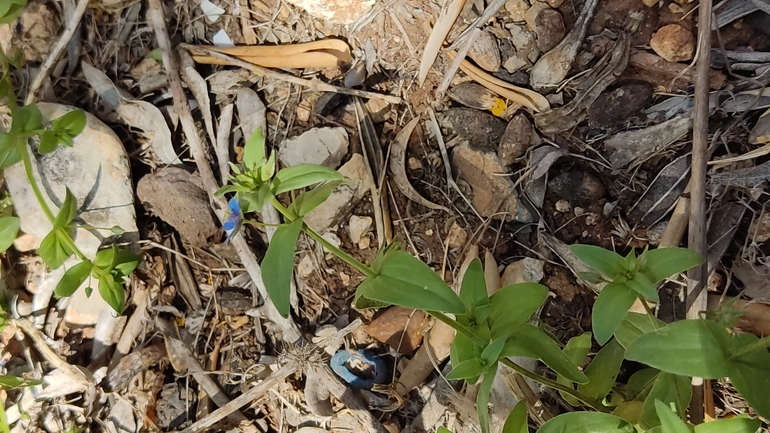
[0,216,20,253]
[503,401,528,433]
[557,332,592,405]
[98,273,124,313]
[147,48,163,62]
[592,282,638,345]
[53,188,78,228]
[477,372,496,433]
[93,246,115,269]
[287,181,343,217]
[728,333,770,419]
[450,332,482,384]
[460,258,488,312]
[481,337,506,365]
[261,217,303,317]
[0,0,26,24]
[615,312,664,349]
[272,164,345,195]
[536,412,634,433]
[626,368,659,401]
[693,417,761,433]
[0,375,43,390]
[654,400,690,433]
[612,401,645,425]
[625,320,732,379]
[625,271,658,302]
[502,323,588,383]
[641,374,692,429]
[11,104,42,133]
[51,109,86,139]
[54,260,92,298]
[641,248,703,284]
[0,132,21,169]
[570,244,626,279]
[243,127,266,170]
[38,130,59,154]
[488,283,549,339]
[39,229,74,269]
[446,358,483,381]
[357,250,466,315]
[578,338,625,401]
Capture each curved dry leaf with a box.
[193,52,348,69]
[194,39,352,69]
[453,54,549,112]
[81,62,180,165]
[419,0,466,86]
[179,50,216,146]
[389,118,449,212]
[749,110,770,145]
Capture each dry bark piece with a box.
[193,39,352,68]
[137,167,220,247]
[468,30,502,72]
[498,113,534,165]
[105,343,167,391]
[588,82,654,129]
[444,107,508,149]
[389,118,449,212]
[628,50,726,90]
[604,115,693,170]
[650,24,695,62]
[366,307,430,354]
[419,0,467,85]
[629,154,690,227]
[447,82,507,115]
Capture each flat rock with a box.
[650,24,695,63]
[444,108,507,149]
[348,215,372,247]
[452,143,521,220]
[305,154,373,233]
[468,30,501,72]
[366,306,430,354]
[498,113,535,165]
[137,167,219,247]
[279,127,349,169]
[284,0,375,25]
[502,258,545,286]
[5,103,137,326]
[588,82,654,129]
[548,171,606,206]
[525,4,565,53]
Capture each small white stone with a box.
[348,215,373,244]
[574,206,585,216]
[555,199,571,213]
[340,272,350,286]
[279,127,349,169]
[501,258,545,285]
[298,254,315,278]
[446,221,467,248]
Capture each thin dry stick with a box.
[686,0,713,425]
[178,361,299,433]
[434,27,482,101]
[180,44,402,105]
[25,0,90,105]
[147,0,301,342]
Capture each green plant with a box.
[0,0,26,25]
[0,54,138,313]
[221,126,769,433]
[0,374,43,433]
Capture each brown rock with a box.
[501,258,545,286]
[505,0,530,21]
[498,113,534,165]
[526,5,565,53]
[548,172,606,205]
[650,24,695,62]
[137,168,220,247]
[444,108,507,149]
[366,307,430,354]
[588,82,654,129]
[452,143,520,219]
[468,30,501,72]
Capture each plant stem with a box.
[269,196,376,279]
[430,311,606,411]
[639,296,660,329]
[18,141,88,262]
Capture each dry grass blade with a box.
[193,39,351,69]
[389,117,449,212]
[419,0,466,86]
[453,54,550,112]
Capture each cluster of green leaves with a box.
[0,54,138,313]
[216,128,344,317]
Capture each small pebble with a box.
[650,24,695,63]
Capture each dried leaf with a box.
[453,53,549,113]
[418,0,466,86]
[389,118,448,211]
[179,50,216,147]
[193,39,352,69]
[605,115,692,171]
[81,62,180,165]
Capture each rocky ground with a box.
[1,0,770,432]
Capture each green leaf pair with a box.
[536,409,760,433]
[38,110,87,154]
[626,319,770,419]
[0,375,43,390]
[570,245,703,345]
[0,0,27,24]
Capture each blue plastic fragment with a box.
[330,349,388,389]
